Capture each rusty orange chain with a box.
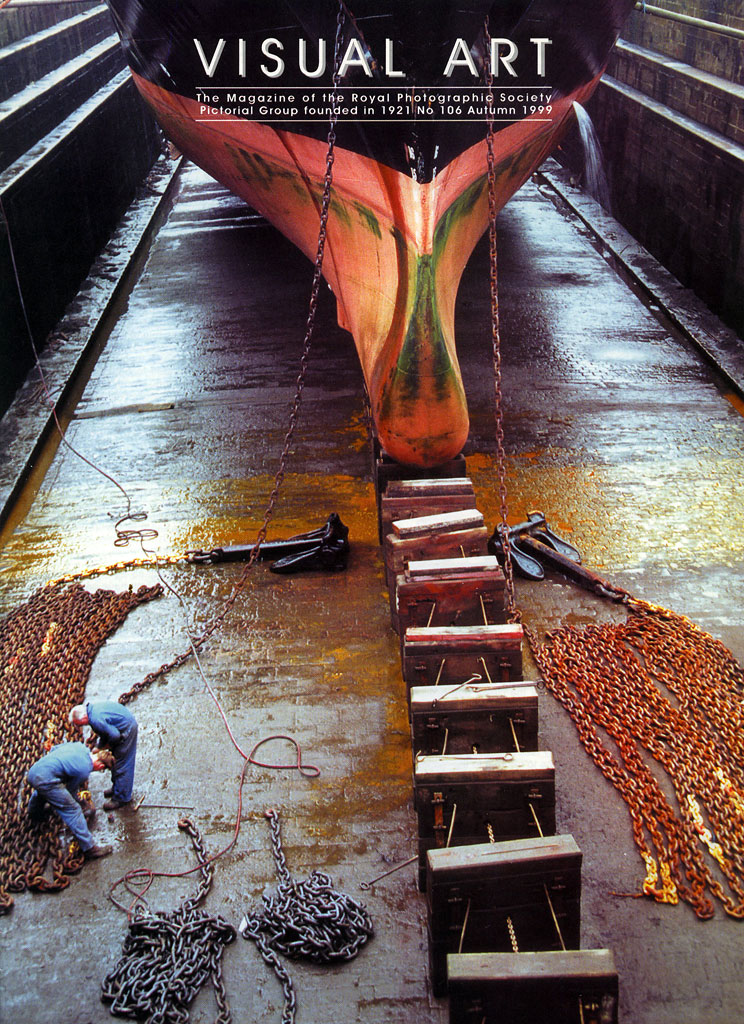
[46,553,187,588]
[0,582,162,913]
[484,15,517,619]
[0,3,346,916]
[481,16,744,922]
[114,5,345,707]
[526,591,744,920]
[35,5,346,708]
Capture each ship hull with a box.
[107,1,634,466]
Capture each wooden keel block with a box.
[403,624,524,687]
[425,836,582,996]
[374,452,468,542]
[384,524,489,598]
[447,949,619,1024]
[427,835,582,915]
[392,508,485,537]
[381,492,478,544]
[386,478,476,498]
[393,563,506,637]
[410,682,539,755]
[413,752,556,889]
[406,555,498,577]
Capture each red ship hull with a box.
[108,1,634,465]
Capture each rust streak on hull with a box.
[133,75,588,465]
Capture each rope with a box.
[0,195,158,546]
[107,736,320,921]
[114,0,347,708]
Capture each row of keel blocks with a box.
[374,455,619,1023]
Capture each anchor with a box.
[488,512,581,581]
[186,513,350,574]
[489,512,626,601]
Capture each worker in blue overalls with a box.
[27,742,115,858]
[70,701,138,811]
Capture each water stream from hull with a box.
[572,101,612,212]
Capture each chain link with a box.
[506,914,519,953]
[46,554,186,589]
[527,594,744,920]
[102,818,237,1024]
[483,15,516,618]
[240,809,374,1024]
[117,2,346,707]
[481,12,744,921]
[360,376,378,458]
[0,582,163,913]
[0,0,345,926]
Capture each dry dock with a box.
[1,160,744,1024]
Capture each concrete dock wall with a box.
[0,3,161,415]
[558,2,744,337]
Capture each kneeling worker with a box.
[27,742,115,859]
[70,701,137,811]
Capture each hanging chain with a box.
[480,14,744,925]
[102,817,237,1023]
[115,3,347,705]
[360,376,378,459]
[0,4,347,918]
[483,16,516,617]
[43,0,345,604]
[239,809,374,1024]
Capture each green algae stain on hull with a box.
[384,255,461,407]
[353,201,383,240]
[432,176,487,261]
[374,181,490,463]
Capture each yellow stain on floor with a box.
[467,452,744,572]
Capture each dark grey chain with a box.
[239,809,374,1024]
[102,819,237,1024]
[116,2,347,708]
[483,15,517,617]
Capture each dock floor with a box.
[1,162,744,1024]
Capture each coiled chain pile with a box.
[0,581,162,913]
[533,596,744,919]
[102,818,236,1024]
[240,809,374,1024]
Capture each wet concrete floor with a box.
[1,162,744,1024]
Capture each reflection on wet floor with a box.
[1,164,744,1024]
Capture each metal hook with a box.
[431,673,482,706]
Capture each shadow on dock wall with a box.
[1,80,161,416]
[0,0,162,418]
[556,4,743,340]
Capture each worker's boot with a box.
[103,787,114,798]
[84,843,113,859]
[103,797,130,811]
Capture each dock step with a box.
[0,4,113,102]
[0,1,161,415]
[0,35,125,172]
